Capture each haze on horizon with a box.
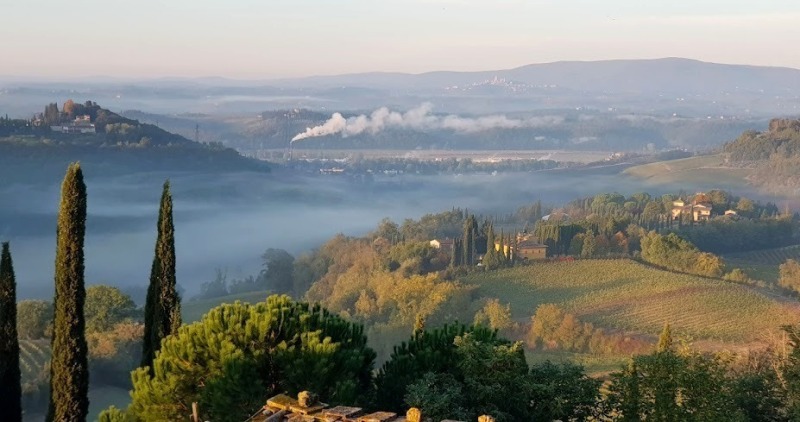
[2,0,800,80]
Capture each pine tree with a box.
[48,163,89,422]
[0,242,21,422]
[462,215,477,266]
[142,180,181,371]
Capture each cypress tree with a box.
[0,242,21,422]
[48,163,89,422]
[142,181,181,371]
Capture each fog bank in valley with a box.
[0,167,764,300]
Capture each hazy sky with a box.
[2,0,799,79]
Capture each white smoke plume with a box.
[291,103,563,142]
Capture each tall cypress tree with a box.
[0,242,21,422]
[48,163,89,422]
[142,181,181,371]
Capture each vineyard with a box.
[19,339,50,382]
[464,259,800,344]
[725,244,800,284]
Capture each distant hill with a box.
[273,58,800,95]
[0,101,268,184]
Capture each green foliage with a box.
[606,346,743,421]
[16,300,53,340]
[142,180,181,371]
[48,162,89,422]
[528,360,601,422]
[260,248,295,294]
[128,295,375,422]
[677,217,793,254]
[641,231,725,277]
[0,242,22,421]
[376,323,500,412]
[404,372,469,422]
[85,285,137,333]
[98,405,134,422]
[381,325,534,422]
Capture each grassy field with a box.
[725,244,800,284]
[463,259,800,344]
[623,154,751,189]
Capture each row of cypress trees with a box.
[0,163,181,421]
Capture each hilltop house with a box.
[247,391,496,422]
[670,193,712,222]
[50,114,96,134]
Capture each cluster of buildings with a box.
[670,193,737,222]
[49,115,96,134]
[429,233,548,262]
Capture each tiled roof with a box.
[248,392,494,422]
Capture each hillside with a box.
[623,154,751,190]
[179,259,799,347]
[0,101,268,184]
[464,259,800,345]
[724,118,800,193]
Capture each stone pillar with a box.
[298,391,318,407]
[406,407,422,422]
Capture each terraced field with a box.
[464,259,800,344]
[725,245,800,284]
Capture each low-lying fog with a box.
[0,168,763,301]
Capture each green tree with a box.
[528,360,601,421]
[85,285,137,333]
[260,248,295,294]
[125,296,375,422]
[0,242,21,421]
[376,323,500,411]
[141,180,181,371]
[482,224,501,270]
[16,300,53,339]
[48,163,89,422]
[404,372,469,422]
[608,324,748,421]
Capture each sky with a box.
[2,0,800,79]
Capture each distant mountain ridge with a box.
[271,57,800,95]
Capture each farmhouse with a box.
[670,193,712,222]
[515,240,548,260]
[429,238,455,254]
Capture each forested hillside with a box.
[725,117,800,193]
